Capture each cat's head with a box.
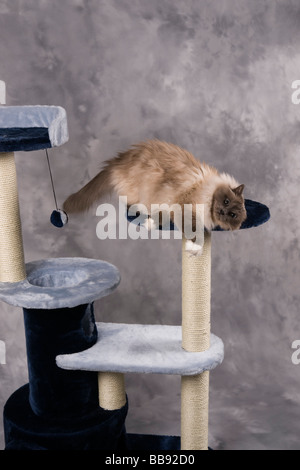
[211,184,246,230]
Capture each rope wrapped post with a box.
[181,230,211,450]
[0,152,26,282]
[98,372,126,411]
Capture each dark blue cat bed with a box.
[127,198,270,231]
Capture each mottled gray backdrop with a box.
[0,0,300,450]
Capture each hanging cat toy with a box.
[45,148,69,228]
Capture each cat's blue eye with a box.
[224,199,230,205]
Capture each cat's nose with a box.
[219,209,225,215]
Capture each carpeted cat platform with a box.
[0,105,68,152]
[127,198,270,231]
[56,322,224,375]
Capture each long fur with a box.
[63,167,112,213]
[63,139,246,230]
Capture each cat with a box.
[63,140,246,253]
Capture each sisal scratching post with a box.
[181,371,209,451]
[98,372,126,411]
[181,230,211,450]
[0,152,26,282]
[182,230,211,352]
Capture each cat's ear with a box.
[232,184,245,197]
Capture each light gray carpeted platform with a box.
[0,105,69,150]
[0,258,121,309]
[56,322,224,376]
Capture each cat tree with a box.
[0,81,270,450]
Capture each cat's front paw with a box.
[142,217,156,231]
[185,239,203,257]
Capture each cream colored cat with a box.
[64,140,246,249]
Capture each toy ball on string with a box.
[45,149,69,228]
[50,209,68,228]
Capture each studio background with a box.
[0,0,299,450]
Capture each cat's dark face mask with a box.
[211,184,246,231]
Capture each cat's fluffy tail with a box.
[63,167,112,213]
